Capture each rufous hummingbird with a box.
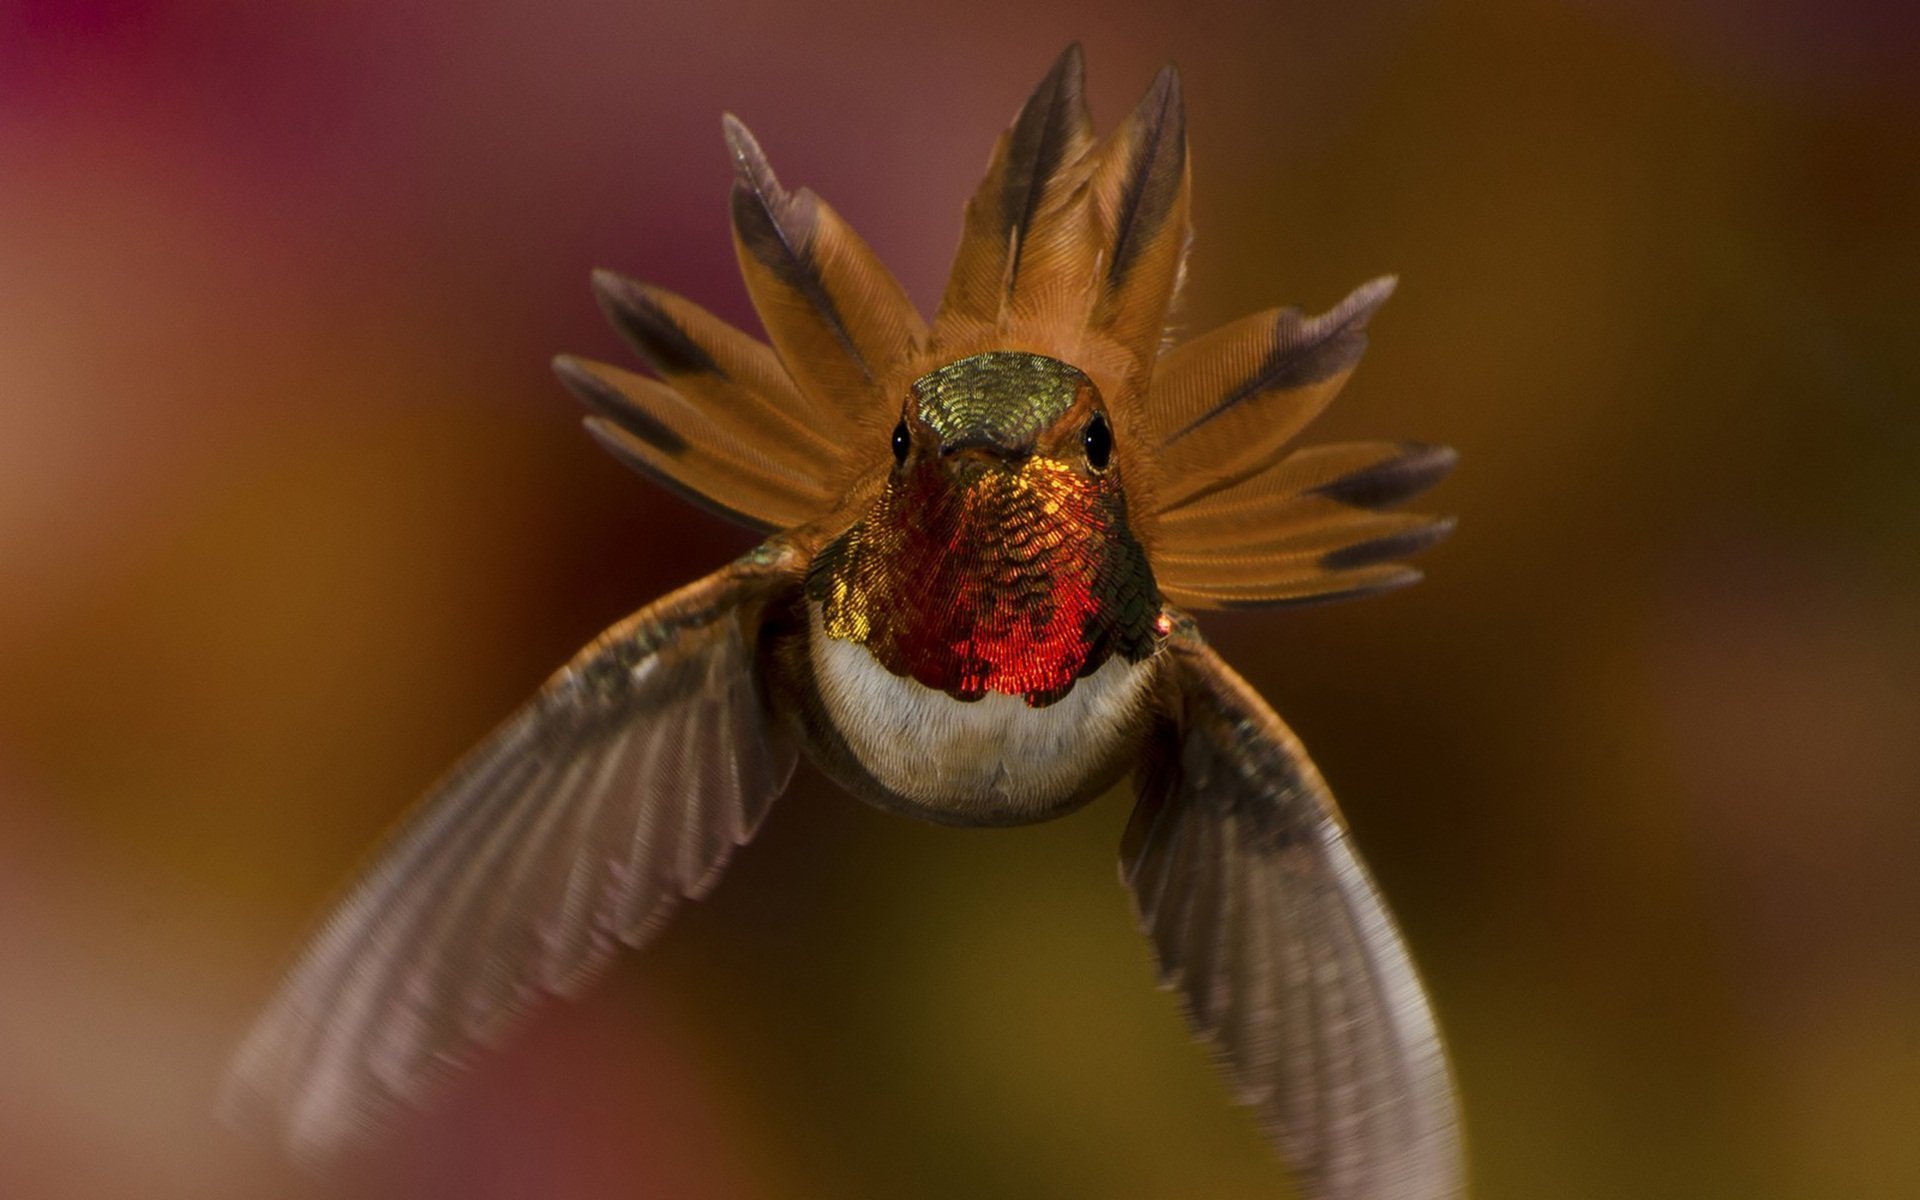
[226,44,1464,1200]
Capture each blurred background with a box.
[3,1,1917,1197]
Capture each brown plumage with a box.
[228,43,1463,1200]
[724,115,926,433]
[1084,64,1192,372]
[934,42,1098,354]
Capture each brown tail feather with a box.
[1160,441,1456,530]
[590,271,844,453]
[1084,66,1192,373]
[1159,563,1425,611]
[1154,440,1455,601]
[1158,510,1454,567]
[934,44,1096,352]
[932,52,1195,406]
[723,115,926,425]
[556,359,835,531]
[1148,278,1395,508]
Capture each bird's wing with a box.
[223,541,808,1163]
[1122,619,1464,1199]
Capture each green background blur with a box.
[3,2,1917,1197]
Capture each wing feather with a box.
[1121,625,1463,1199]
[224,544,806,1163]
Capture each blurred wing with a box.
[224,544,808,1163]
[1122,625,1463,1200]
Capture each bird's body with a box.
[799,611,1153,822]
[227,45,1467,1200]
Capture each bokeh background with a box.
[4,1,1918,1197]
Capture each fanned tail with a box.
[1154,441,1457,609]
[930,50,1194,408]
[1148,277,1398,508]
[558,119,939,528]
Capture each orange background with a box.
[3,2,1917,1197]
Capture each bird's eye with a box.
[891,419,911,464]
[1082,413,1112,470]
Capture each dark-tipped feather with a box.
[1150,278,1396,509]
[1001,43,1093,290]
[1086,65,1191,367]
[1159,563,1426,611]
[723,115,925,420]
[934,44,1099,355]
[1158,441,1457,550]
[554,354,839,522]
[1311,443,1458,510]
[1154,512,1453,596]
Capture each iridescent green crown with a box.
[911,352,1088,449]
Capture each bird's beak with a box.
[939,432,1032,466]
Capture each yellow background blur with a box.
[3,2,1917,1197]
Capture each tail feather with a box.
[932,51,1195,404]
[1149,278,1396,508]
[555,357,835,531]
[1161,564,1426,611]
[1154,441,1455,608]
[590,271,843,454]
[1159,510,1455,567]
[724,115,926,424]
[1084,65,1191,372]
[934,43,1097,350]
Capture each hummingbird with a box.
[225,45,1464,1200]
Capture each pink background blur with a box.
[3,1,1917,1197]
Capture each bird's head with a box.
[805,351,1162,707]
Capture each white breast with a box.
[808,603,1154,823]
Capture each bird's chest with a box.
[805,604,1156,824]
